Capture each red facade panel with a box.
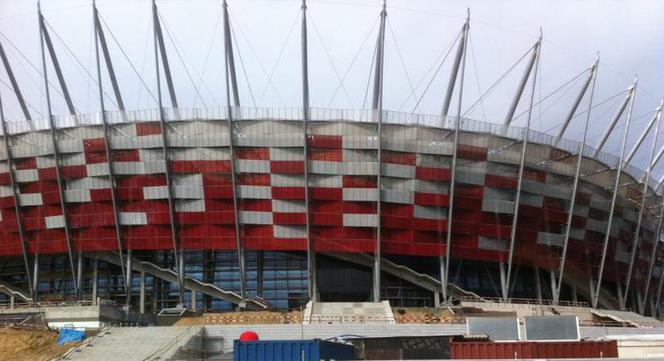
[450,340,618,359]
[135,122,162,136]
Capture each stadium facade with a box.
[0,0,663,315]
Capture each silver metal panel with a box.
[481,199,515,214]
[524,316,579,340]
[478,237,508,251]
[467,317,519,341]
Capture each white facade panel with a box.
[238,185,271,199]
[119,212,148,225]
[343,214,378,227]
[239,211,273,225]
[45,215,65,229]
[343,188,378,202]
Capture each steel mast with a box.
[37,1,78,298]
[222,0,246,303]
[151,0,184,306]
[554,57,599,304]
[300,0,316,302]
[592,86,634,157]
[593,77,638,308]
[441,10,470,304]
[504,40,540,126]
[622,101,663,310]
[503,33,541,300]
[93,0,128,297]
[371,0,387,302]
[552,64,596,146]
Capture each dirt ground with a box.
[0,327,71,361]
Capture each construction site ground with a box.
[175,310,304,325]
[172,307,518,326]
[0,327,73,361]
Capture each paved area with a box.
[64,323,664,359]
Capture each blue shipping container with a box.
[233,339,355,361]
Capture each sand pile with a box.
[0,327,71,361]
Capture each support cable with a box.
[542,90,628,134]
[468,32,487,123]
[97,14,157,103]
[228,17,258,108]
[135,18,154,108]
[361,40,377,111]
[462,45,533,117]
[0,31,68,102]
[409,31,462,114]
[324,15,380,109]
[255,13,300,106]
[308,13,373,108]
[0,41,33,120]
[158,13,209,109]
[510,68,589,122]
[386,18,418,113]
[0,80,44,118]
[193,10,222,107]
[399,29,461,112]
[43,20,117,109]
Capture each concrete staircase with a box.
[96,252,267,310]
[0,279,32,302]
[64,326,201,360]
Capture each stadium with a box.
[0,0,662,319]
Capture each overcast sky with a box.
[0,0,663,177]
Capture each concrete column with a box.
[32,253,39,301]
[499,262,508,301]
[9,295,14,309]
[617,282,624,309]
[76,250,84,299]
[588,273,596,308]
[126,249,132,307]
[439,258,447,305]
[139,271,146,314]
[178,251,186,308]
[434,291,440,308]
[191,289,197,312]
[152,277,158,313]
[550,270,557,302]
[571,285,578,304]
[92,258,99,305]
[534,267,542,305]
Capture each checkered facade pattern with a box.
[0,118,661,298]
